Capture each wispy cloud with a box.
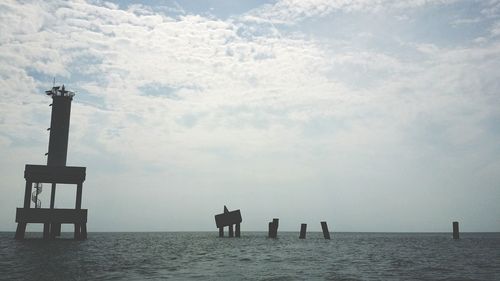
[242,0,460,25]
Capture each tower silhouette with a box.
[14,85,88,240]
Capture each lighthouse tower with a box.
[14,85,88,240]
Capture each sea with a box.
[0,232,499,280]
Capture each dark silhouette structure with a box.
[299,223,307,239]
[215,206,242,237]
[321,221,330,239]
[15,85,87,240]
[453,221,459,239]
[268,218,279,238]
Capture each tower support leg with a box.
[43,223,50,239]
[74,223,81,240]
[24,181,32,208]
[81,223,87,240]
[235,223,240,237]
[50,183,56,209]
[219,227,224,237]
[54,223,61,237]
[228,224,234,237]
[15,223,27,240]
[50,223,56,239]
[75,183,82,209]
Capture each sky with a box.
[0,0,499,232]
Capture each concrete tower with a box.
[15,85,88,240]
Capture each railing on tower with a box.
[31,183,42,208]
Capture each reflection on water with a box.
[1,232,499,280]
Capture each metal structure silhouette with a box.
[15,85,88,240]
[215,206,242,238]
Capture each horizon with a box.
[2,230,500,233]
[1,0,500,233]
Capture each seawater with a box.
[1,232,499,280]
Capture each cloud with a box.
[492,21,500,36]
[241,0,459,25]
[1,0,345,175]
[0,0,499,231]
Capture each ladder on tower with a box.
[31,183,42,208]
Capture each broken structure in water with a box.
[215,206,242,237]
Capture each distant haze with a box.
[1,0,499,232]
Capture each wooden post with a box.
[268,218,279,238]
[219,227,224,237]
[321,221,331,239]
[15,223,26,240]
[272,218,279,238]
[453,221,459,239]
[235,223,240,237]
[228,224,234,237]
[299,223,307,239]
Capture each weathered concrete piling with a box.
[453,221,459,239]
[299,223,307,239]
[214,205,242,238]
[268,218,279,238]
[321,221,331,239]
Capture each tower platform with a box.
[16,208,87,223]
[15,164,88,240]
[15,208,88,240]
[24,164,86,183]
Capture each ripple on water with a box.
[0,232,499,280]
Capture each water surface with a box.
[1,232,499,280]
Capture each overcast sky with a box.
[1,0,499,232]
